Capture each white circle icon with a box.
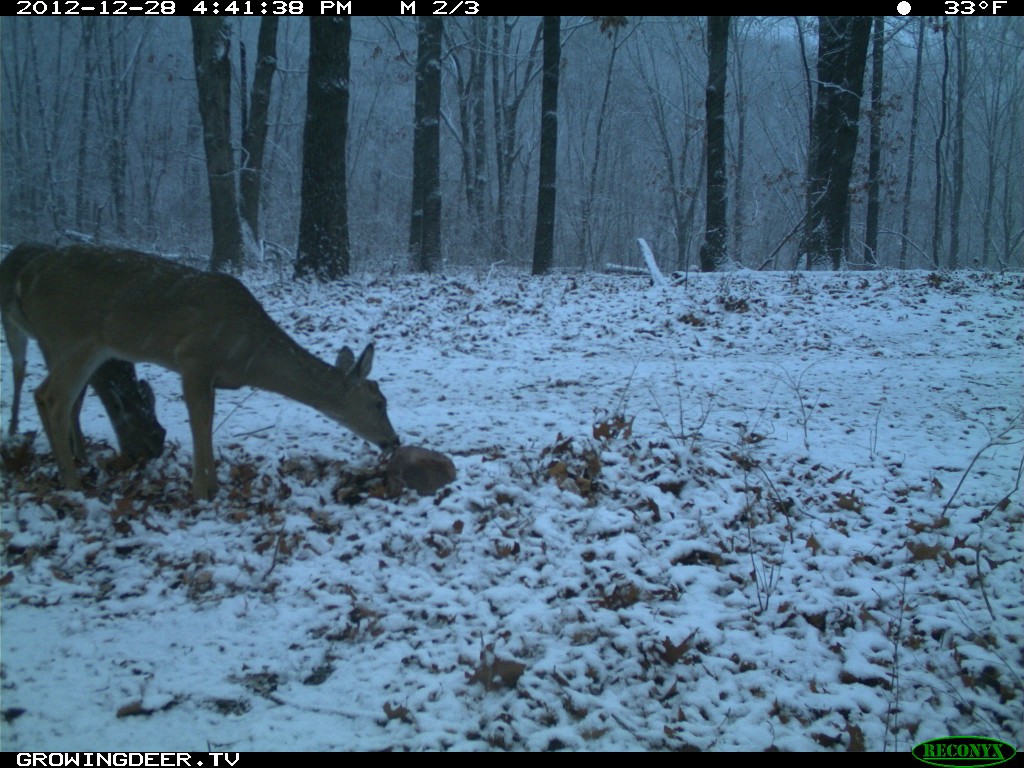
[897,1,911,13]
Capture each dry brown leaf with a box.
[908,541,943,561]
[593,415,634,441]
[116,701,150,718]
[833,491,864,513]
[593,582,642,610]
[493,540,520,559]
[383,702,412,723]
[468,656,527,691]
[803,611,827,632]
[658,630,698,665]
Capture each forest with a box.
[2,16,1021,274]
[1,16,1022,753]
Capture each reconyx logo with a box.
[913,737,1017,767]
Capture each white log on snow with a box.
[637,238,668,287]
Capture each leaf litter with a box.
[1,268,1022,751]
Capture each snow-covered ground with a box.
[1,267,1021,751]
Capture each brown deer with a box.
[3,244,399,499]
[2,243,166,462]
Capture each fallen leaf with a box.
[908,541,943,561]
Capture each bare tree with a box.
[931,20,950,269]
[26,22,68,234]
[99,21,146,239]
[296,18,351,280]
[191,18,242,271]
[699,16,730,272]
[898,18,925,270]
[797,16,872,270]
[491,17,543,259]
[445,19,489,245]
[948,19,966,270]
[240,18,278,245]
[576,18,628,270]
[531,16,560,276]
[410,18,442,273]
[75,19,98,232]
[862,16,883,268]
[631,21,705,272]
[729,18,750,263]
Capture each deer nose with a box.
[381,435,401,451]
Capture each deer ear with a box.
[354,343,375,380]
[335,346,355,372]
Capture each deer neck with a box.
[239,329,348,419]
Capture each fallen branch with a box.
[637,238,668,287]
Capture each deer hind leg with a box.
[182,372,217,500]
[34,351,101,491]
[69,387,88,461]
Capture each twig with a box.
[777,362,823,453]
[756,207,810,271]
[940,413,1023,517]
[263,524,287,580]
[882,574,908,752]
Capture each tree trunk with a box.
[75,19,97,231]
[531,16,560,276]
[931,20,950,269]
[795,15,815,243]
[449,18,489,243]
[948,19,966,270]
[105,24,128,237]
[797,16,872,270]
[240,18,278,243]
[410,18,442,273]
[191,18,242,272]
[898,19,925,270]
[699,16,730,273]
[470,20,488,230]
[26,23,65,234]
[978,22,1009,270]
[730,20,747,264]
[999,58,1022,268]
[296,18,351,280]
[491,18,543,260]
[862,16,883,268]
[578,23,622,270]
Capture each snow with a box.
[1,267,1021,751]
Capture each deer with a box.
[2,243,166,462]
[3,244,399,500]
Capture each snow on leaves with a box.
[1,269,1021,750]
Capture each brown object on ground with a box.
[386,446,456,496]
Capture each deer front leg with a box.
[35,374,87,491]
[182,373,217,500]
